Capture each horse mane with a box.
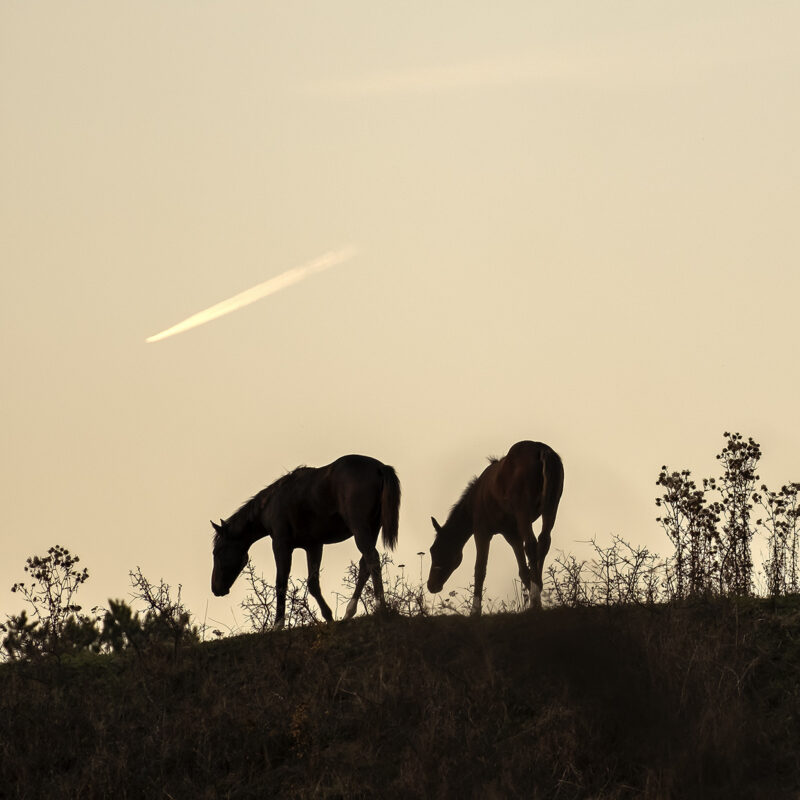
[213,466,310,546]
[451,475,479,516]
[212,495,260,546]
[441,456,499,533]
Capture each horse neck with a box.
[441,496,475,552]
[229,499,269,546]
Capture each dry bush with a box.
[547,538,664,608]
[1,552,199,663]
[0,545,98,660]
[755,482,800,597]
[240,561,321,631]
[337,553,431,618]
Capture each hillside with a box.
[2,600,800,799]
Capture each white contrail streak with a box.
[145,246,358,343]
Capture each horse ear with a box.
[211,520,221,533]
[431,516,442,534]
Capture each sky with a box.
[2,2,799,631]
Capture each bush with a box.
[1,550,198,662]
[240,560,321,631]
[0,545,98,660]
[101,570,199,656]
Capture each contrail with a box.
[146,246,358,343]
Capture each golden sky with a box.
[2,2,798,626]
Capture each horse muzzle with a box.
[211,569,230,597]
[427,569,445,594]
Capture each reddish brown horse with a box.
[427,440,564,614]
[211,454,400,629]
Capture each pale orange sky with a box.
[2,3,798,628]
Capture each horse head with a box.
[426,516,463,593]
[211,519,249,597]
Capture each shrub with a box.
[755,482,800,597]
[0,545,99,660]
[240,561,321,631]
[1,551,198,662]
[101,569,199,656]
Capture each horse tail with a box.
[540,446,564,517]
[380,465,401,550]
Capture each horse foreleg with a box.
[305,544,333,623]
[344,556,369,620]
[272,539,292,630]
[472,533,491,616]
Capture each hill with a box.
[2,599,800,799]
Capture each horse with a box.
[427,440,564,615]
[211,454,401,629]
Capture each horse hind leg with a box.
[343,555,370,620]
[524,537,541,609]
[529,582,542,609]
[305,544,334,623]
[353,528,386,614]
[532,513,555,607]
[366,547,386,611]
[520,516,542,610]
[508,531,533,611]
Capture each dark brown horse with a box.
[211,454,400,629]
[427,440,563,615]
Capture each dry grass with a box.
[2,599,800,799]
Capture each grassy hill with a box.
[2,599,800,799]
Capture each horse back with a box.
[480,440,563,524]
[275,455,390,529]
[327,454,389,507]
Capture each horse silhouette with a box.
[211,454,400,628]
[427,440,563,614]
